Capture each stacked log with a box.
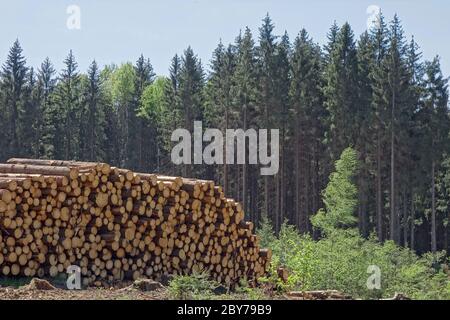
[0,158,271,287]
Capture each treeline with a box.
[0,13,449,254]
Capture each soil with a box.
[0,286,169,300]
[0,278,169,300]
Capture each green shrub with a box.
[258,217,450,299]
[233,278,267,300]
[168,272,219,300]
[256,147,450,300]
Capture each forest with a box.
[0,12,449,260]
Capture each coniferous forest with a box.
[1,12,450,261]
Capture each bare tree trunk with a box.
[376,130,383,241]
[305,156,310,232]
[138,118,142,171]
[242,104,248,215]
[410,198,415,251]
[223,109,229,196]
[431,160,437,253]
[311,142,319,216]
[390,91,396,243]
[279,138,285,231]
[295,116,300,228]
[275,171,280,232]
[403,192,408,247]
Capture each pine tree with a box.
[0,39,28,160]
[204,41,236,194]
[132,55,155,171]
[257,14,278,224]
[38,57,57,158]
[370,11,389,241]
[421,57,450,252]
[232,28,258,219]
[53,50,81,160]
[323,22,359,162]
[324,21,339,64]
[19,68,40,157]
[312,147,359,234]
[178,47,205,177]
[379,15,410,244]
[159,55,183,175]
[80,60,107,161]
[403,36,424,247]
[273,32,291,232]
[356,31,374,237]
[289,30,324,232]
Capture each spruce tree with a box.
[273,31,291,231]
[80,60,107,161]
[133,55,155,171]
[178,47,205,177]
[370,11,389,241]
[323,22,359,162]
[421,57,450,252]
[0,39,28,160]
[356,31,374,237]
[257,14,278,224]
[20,68,40,158]
[232,27,258,219]
[38,57,57,158]
[379,15,410,243]
[290,30,324,232]
[52,50,81,160]
[204,41,237,194]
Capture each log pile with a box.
[0,158,271,287]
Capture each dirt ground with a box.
[0,277,362,300]
[0,277,170,300]
[0,288,169,300]
[0,286,169,300]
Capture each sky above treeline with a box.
[1,0,449,76]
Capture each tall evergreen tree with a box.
[204,41,237,194]
[375,15,410,243]
[370,12,389,241]
[420,57,450,252]
[38,58,57,158]
[178,47,205,177]
[0,40,28,160]
[232,28,258,220]
[273,32,291,231]
[20,68,39,157]
[132,55,155,171]
[52,50,81,160]
[323,22,359,162]
[356,31,375,237]
[289,30,324,232]
[80,60,107,161]
[159,55,183,174]
[257,14,278,223]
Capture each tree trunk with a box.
[431,160,437,253]
[223,108,229,196]
[390,90,396,243]
[376,129,383,241]
[410,198,415,251]
[295,114,300,228]
[403,192,408,247]
[242,104,248,215]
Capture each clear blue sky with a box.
[1,0,449,76]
